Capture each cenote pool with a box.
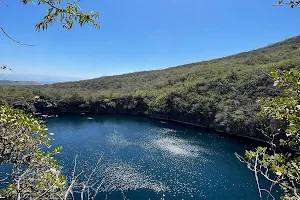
[46,114,281,200]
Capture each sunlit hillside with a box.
[1,36,300,138]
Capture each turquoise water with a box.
[46,114,281,200]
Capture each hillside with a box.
[1,36,300,139]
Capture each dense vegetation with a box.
[1,36,300,139]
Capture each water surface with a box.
[46,114,280,200]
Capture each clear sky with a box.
[1,0,300,79]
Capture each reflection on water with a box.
[47,114,280,200]
[102,163,168,192]
[152,137,210,158]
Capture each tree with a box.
[0,106,66,199]
[0,106,104,199]
[236,69,300,200]
[1,0,100,46]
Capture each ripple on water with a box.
[101,163,168,193]
[151,136,213,159]
[106,130,134,147]
[152,138,199,157]
[102,127,215,196]
[48,117,264,200]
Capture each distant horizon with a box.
[2,0,300,78]
[0,73,85,83]
[1,34,299,81]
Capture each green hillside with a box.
[1,36,300,139]
[51,36,300,93]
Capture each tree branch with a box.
[0,0,8,6]
[273,1,300,7]
[254,152,263,198]
[0,26,35,46]
[91,178,104,200]
[64,158,87,200]
[72,155,78,181]
[43,0,63,11]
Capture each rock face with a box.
[25,97,263,141]
[34,99,58,112]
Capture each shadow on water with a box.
[45,114,282,200]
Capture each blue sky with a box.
[1,0,300,79]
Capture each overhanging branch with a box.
[0,26,35,46]
[0,0,8,6]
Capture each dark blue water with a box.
[46,114,281,200]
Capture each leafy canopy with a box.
[0,106,66,199]
[20,0,100,31]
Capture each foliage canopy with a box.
[0,105,66,199]
[237,69,300,199]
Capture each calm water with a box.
[46,114,280,200]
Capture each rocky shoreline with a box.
[23,98,265,143]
